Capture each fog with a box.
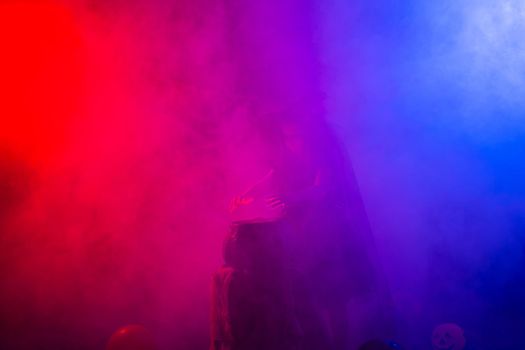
[0,0,524,349]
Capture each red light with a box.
[0,1,84,163]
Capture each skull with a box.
[432,323,466,350]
